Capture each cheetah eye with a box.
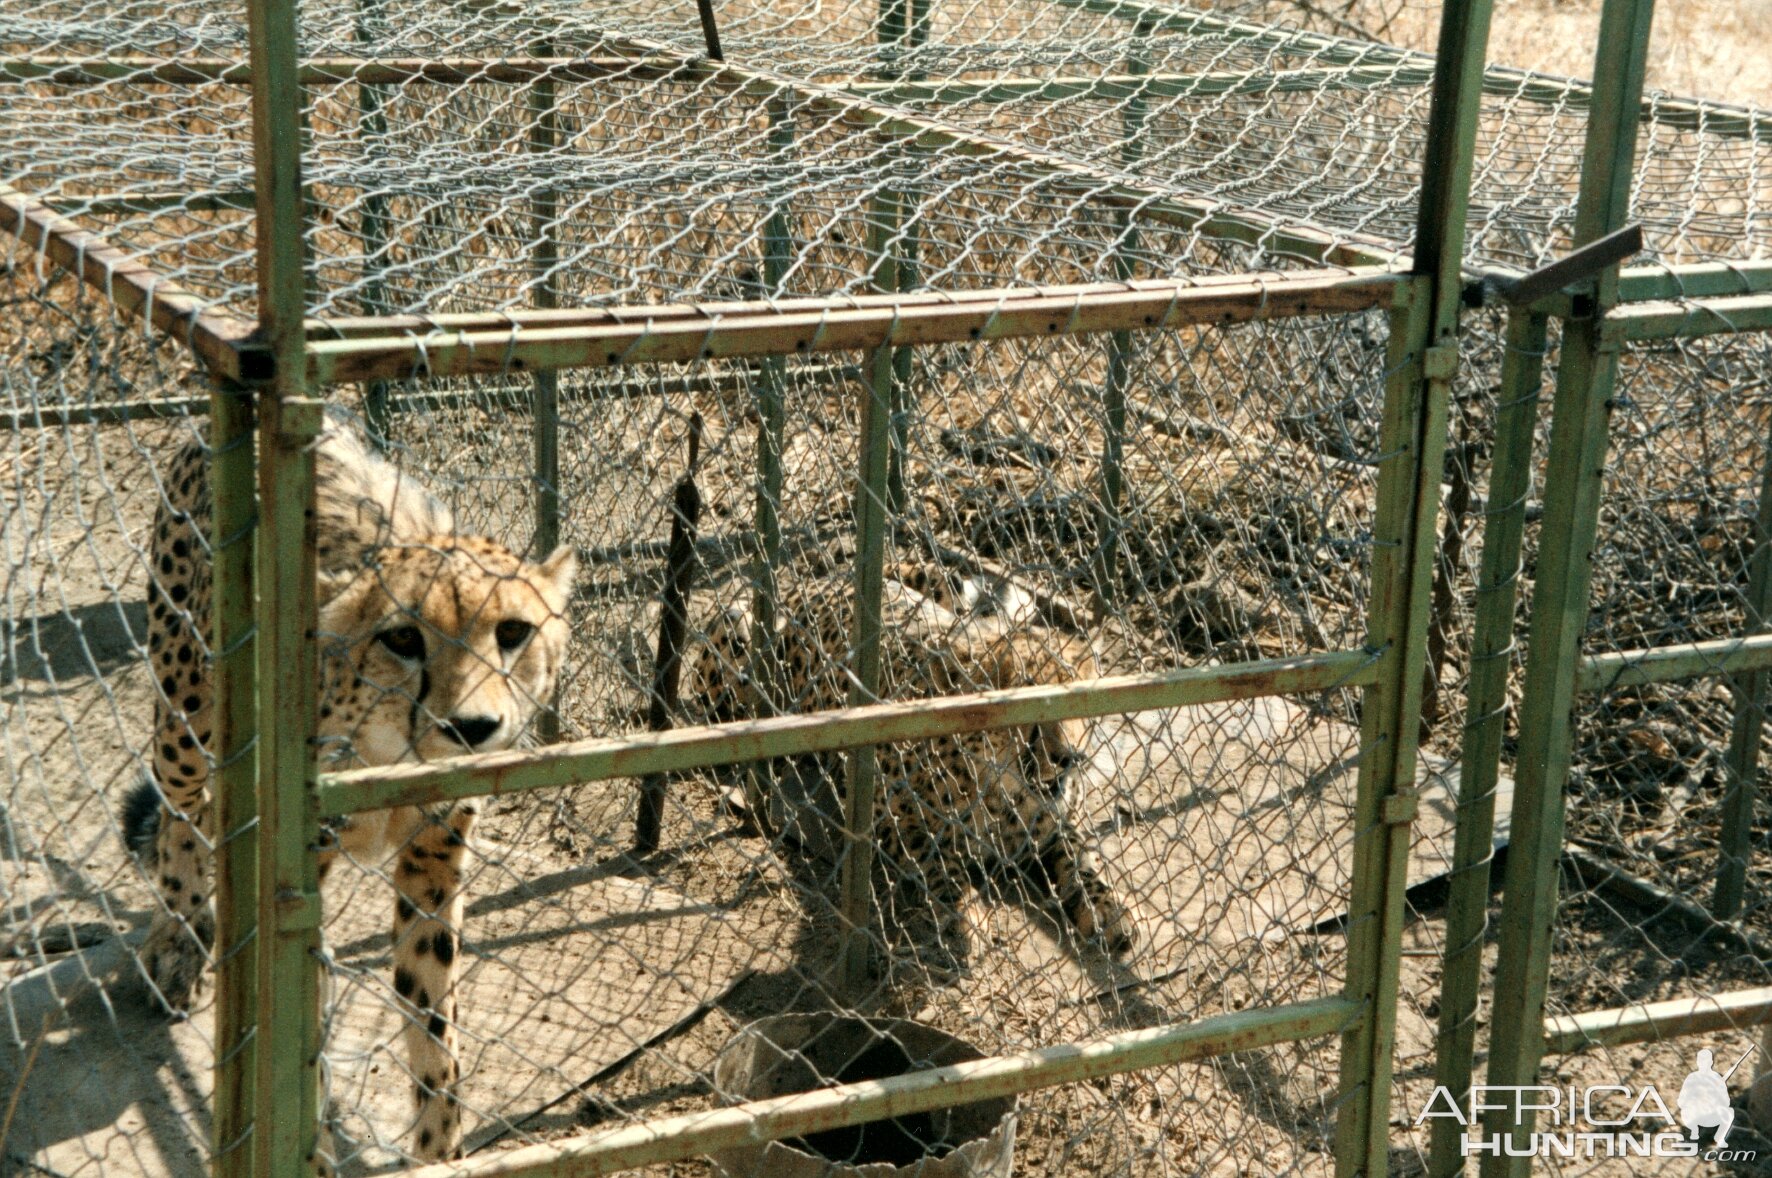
[495,619,536,652]
[376,625,426,662]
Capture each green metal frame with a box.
[211,380,259,1178]
[244,0,324,1167]
[38,0,1772,1171]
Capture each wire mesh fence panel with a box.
[1528,333,1772,1174]
[0,269,227,1176]
[316,312,1433,1172]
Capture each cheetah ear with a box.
[537,544,579,601]
[316,567,363,607]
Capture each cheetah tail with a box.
[120,776,163,867]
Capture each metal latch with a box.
[1483,223,1645,308]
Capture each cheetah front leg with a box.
[389,803,473,1163]
[1023,816,1136,958]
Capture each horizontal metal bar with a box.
[1544,986,1772,1055]
[37,190,258,215]
[1611,293,1772,340]
[306,269,1409,386]
[404,995,1362,1178]
[1579,634,1772,693]
[849,63,1440,104]
[0,362,859,432]
[1616,260,1772,303]
[0,396,211,430]
[317,648,1380,814]
[0,55,678,85]
[0,183,257,381]
[302,266,1405,340]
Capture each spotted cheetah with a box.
[122,410,577,1165]
[688,564,1135,970]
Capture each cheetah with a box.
[688,564,1135,971]
[123,410,577,1165]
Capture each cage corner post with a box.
[835,0,921,998]
[741,95,794,831]
[211,377,261,1178]
[245,0,327,1166]
[1333,0,1495,1173]
[1477,0,1656,1174]
[1091,14,1153,619]
[1712,413,1772,919]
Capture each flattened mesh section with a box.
[9,0,1772,332]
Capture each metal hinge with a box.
[1422,345,1459,383]
[1381,788,1419,825]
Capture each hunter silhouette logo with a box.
[1679,1046,1752,1148]
[1418,1044,1759,1162]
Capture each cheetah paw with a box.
[140,909,214,1013]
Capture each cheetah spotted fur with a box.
[688,563,1135,970]
[124,412,577,1167]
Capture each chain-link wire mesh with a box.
[7,0,1772,1174]
[1425,330,1772,1177]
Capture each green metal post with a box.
[838,189,902,996]
[1426,309,1548,1178]
[530,46,563,744]
[742,100,793,827]
[245,0,325,1166]
[355,0,393,444]
[1479,3,1654,1172]
[1335,2,1494,1173]
[1092,17,1151,617]
[211,380,259,1178]
[1334,280,1441,1177]
[1713,416,1772,918]
[880,0,923,517]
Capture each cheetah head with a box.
[315,537,578,766]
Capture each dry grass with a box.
[1372,0,1772,108]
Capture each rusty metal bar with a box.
[305,270,1407,386]
[315,649,1381,816]
[1544,986,1772,1055]
[299,266,1402,340]
[0,183,257,381]
[398,995,1362,1178]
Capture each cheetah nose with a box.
[440,715,502,749]
[1054,749,1083,772]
